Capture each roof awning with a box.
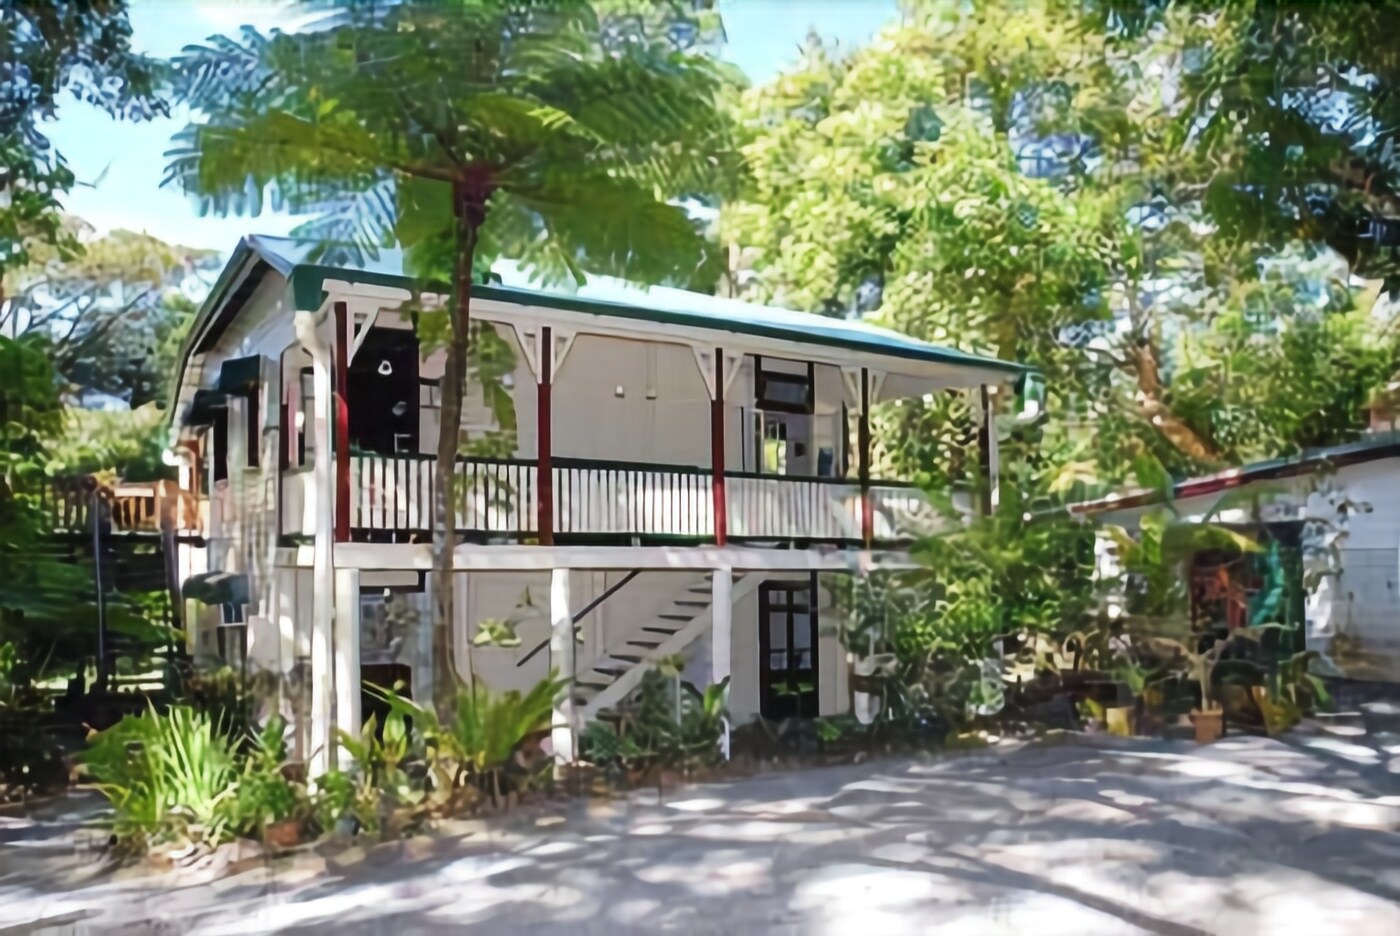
[182,571,249,607]
[182,388,228,427]
[215,355,261,396]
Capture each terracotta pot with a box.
[1189,708,1225,744]
[263,818,302,849]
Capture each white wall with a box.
[408,324,850,474]
[1302,459,1400,680]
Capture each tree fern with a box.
[167,0,739,714]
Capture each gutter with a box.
[1070,435,1400,517]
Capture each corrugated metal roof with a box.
[237,234,1026,375]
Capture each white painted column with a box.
[274,566,297,679]
[296,309,336,782]
[453,572,472,684]
[549,567,575,765]
[980,384,1001,514]
[333,567,361,768]
[711,566,733,760]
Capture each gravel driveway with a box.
[4,722,1400,935]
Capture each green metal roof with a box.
[222,235,1025,374]
[173,234,1028,426]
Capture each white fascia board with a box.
[329,542,919,572]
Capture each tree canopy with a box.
[2,220,217,407]
[723,1,1400,495]
[0,1,165,277]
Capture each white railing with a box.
[727,473,862,542]
[348,454,537,538]
[869,484,947,541]
[329,454,931,544]
[555,459,713,539]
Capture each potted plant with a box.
[1106,662,1148,737]
[1252,650,1330,736]
[236,716,311,848]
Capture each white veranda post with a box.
[711,566,733,760]
[333,568,361,768]
[549,568,575,765]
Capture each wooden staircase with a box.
[575,571,760,720]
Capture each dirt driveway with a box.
[4,724,1400,935]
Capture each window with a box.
[755,356,814,414]
[246,389,260,469]
[212,406,229,483]
[349,328,421,455]
[762,419,788,474]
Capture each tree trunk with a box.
[1131,341,1219,464]
[431,176,491,716]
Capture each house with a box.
[168,236,1027,775]
[1071,433,1400,686]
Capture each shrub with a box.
[83,705,237,853]
[580,672,729,781]
[232,715,309,839]
[374,675,564,813]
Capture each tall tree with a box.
[0,1,165,285]
[724,2,1400,492]
[169,0,737,709]
[1,220,217,407]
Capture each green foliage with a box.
[724,4,1400,489]
[83,705,238,853]
[0,3,164,278]
[0,335,107,638]
[45,404,172,481]
[2,224,214,407]
[332,712,422,838]
[374,675,563,811]
[233,715,309,837]
[580,671,729,779]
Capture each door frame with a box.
[757,574,820,719]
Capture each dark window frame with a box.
[212,406,229,483]
[754,355,815,415]
[246,386,260,469]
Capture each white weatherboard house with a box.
[169,236,1024,774]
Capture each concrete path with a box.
[4,723,1400,935]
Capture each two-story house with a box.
[169,236,1027,775]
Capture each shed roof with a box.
[1070,433,1400,516]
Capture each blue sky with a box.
[47,1,897,257]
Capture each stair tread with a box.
[658,614,693,622]
[627,640,664,649]
[642,626,680,634]
[610,654,645,663]
[673,600,709,607]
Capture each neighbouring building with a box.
[168,236,1027,773]
[1072,434,1400,686]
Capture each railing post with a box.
[859,366,873,549]
[334,301,351,542]
[538,326,554,545]
[711,348,727,545]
